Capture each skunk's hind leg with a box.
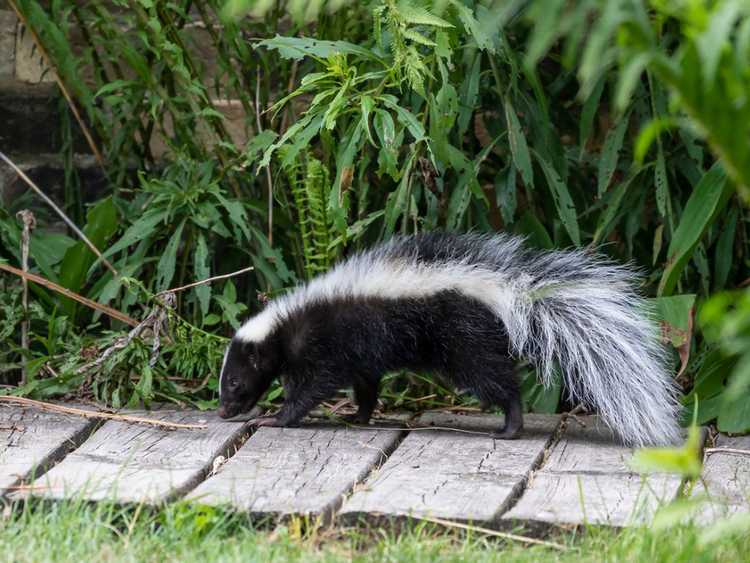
[342,379,379,425]
[456,365,524,439]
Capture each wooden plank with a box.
[503,416,684,527]
[693,435,750,521]
[26,410,249,504]
[0,405,96,495]
[338,413,560,524]
[187,422,404,518]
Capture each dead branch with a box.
[0,396,207,430]
[0,263,137,326]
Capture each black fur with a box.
[218,290,523,438]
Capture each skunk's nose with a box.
[217,405,229,419]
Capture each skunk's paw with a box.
[248,416,281,428]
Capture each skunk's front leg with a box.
[250,372,341,428]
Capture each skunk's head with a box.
[217,337,277,419]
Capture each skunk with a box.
[217,231,681,447]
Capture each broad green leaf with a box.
[658,163,730,295]
[58,197,118,317]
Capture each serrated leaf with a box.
[402,29,436,47]
[399,5,453,28]
[255,35,379,62]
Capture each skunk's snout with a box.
[217,405,229,419]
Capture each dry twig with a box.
[16,210,36,385]
[0,263,137,326]
[0,396,207,430]
[414,515,568,550]
[156,265,254,296]
[704,447,750,457]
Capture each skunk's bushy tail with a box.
[380,232,682,447]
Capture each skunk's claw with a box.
[248,416,280,428]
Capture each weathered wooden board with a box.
[693,435,750,521]
[338,412,560,524]
[503,416,684,527]
[187,422,404,518]
[0,405,97,495]
[26,410,249,504]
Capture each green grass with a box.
[0,499,748,563]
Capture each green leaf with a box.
[654,146,669,218]
[103,208,168,259]
[696,1,742,86]
[579,76,605,156]
[515,210,553,249]
[155,219,186,292]
[399,5,453,28]
[658,163,730,295]
[255,35,380,62]
[194,233,211,316]
[448,0,496,53]
[597,113,629,196]
[650,294,696,348]
[713,208,738,290]
[533,151,580,245]
[629,425,703,479]
[58,197,118,317]
[504,98,534,189]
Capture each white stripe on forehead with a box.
[218,347,229,400]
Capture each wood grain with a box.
[188,422,404,518]
[503,416,685,527]
[0,404,96,495]
[338,412,560,524]
[693,435,750,521]
[25,410,249,504]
